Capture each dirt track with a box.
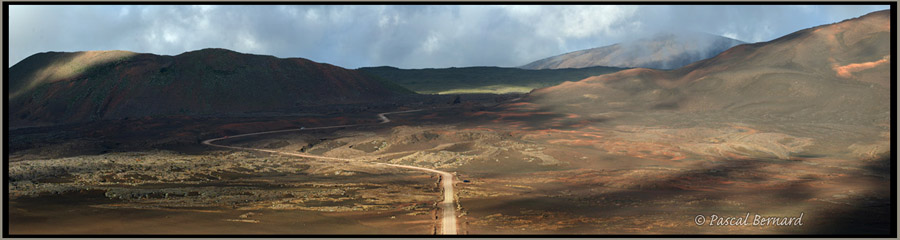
[202,109,457,235]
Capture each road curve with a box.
[202,109,457,235]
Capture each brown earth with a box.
[6,94,891,235]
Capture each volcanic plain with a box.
[6,10,893,236]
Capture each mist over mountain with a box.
[525,10,890,125]
[521,32,745,70]
[8,48,412,127]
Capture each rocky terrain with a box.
[6,95,509,235]
[8,147,443,234]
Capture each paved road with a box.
[202,109,457,235]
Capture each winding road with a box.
[201,109,457,235]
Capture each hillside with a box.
[487,10,893,165]
[525,10,890,125]
[8,48,413,127]
[358,66,626,94]
[521,32,744,70]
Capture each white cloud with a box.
[721,32,738,40]
[240,36,258,52]
[8,5,891,69]
[560,6,639,38]
[498,5,639,39]
[162,30,179,43]
[194,5,214,12]
[305,8,320,21]
[421,32,440,54]
[118,6,130,17]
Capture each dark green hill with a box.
[358,66,626,94]
[9,48,413,127]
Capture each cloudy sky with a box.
[9,5,890,69]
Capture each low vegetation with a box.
[358,66,626,94]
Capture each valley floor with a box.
[6,97,892,235]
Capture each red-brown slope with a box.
[526,10,891,125]
[8,48,412,127]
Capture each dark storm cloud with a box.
[9,5,889,69]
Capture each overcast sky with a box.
[9,5,890,69]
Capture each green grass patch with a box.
[358,66,626,94]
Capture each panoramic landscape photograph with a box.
[4,4,896,236]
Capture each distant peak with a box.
[634,31,745,43]
[180,48,241,55]
[199,48,238,52]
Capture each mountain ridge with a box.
[9,48,413,127]
[521,32,745,70]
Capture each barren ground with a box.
[7,96,892,235]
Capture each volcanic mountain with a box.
[8,48,412,127]
[521,32,745,70]
[523,10,891,126]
